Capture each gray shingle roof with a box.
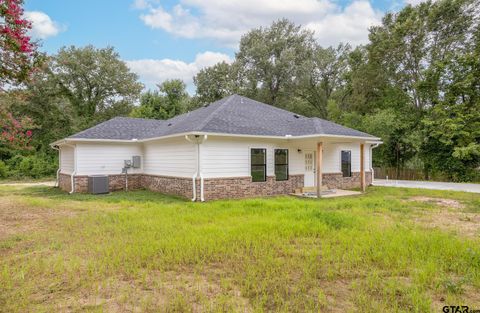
[68,94,377,140]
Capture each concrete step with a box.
[298,186,330,193]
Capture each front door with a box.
[304,151,315,187]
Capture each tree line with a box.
[0,0,479,181]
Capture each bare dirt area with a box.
[408,196,480,238]
[317,279,355,313]
[0,181,56,187]
[409,196,465,209]
[0,196,76,241]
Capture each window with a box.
[341,150,351,177]
[251,148,266,182]
[275,149,288,181]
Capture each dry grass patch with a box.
[0,196,77,241]
[409,196,465,209]
[407,196,480,238]
[35,265,252,313]
[316,279,355,313]
[415,210,480,238]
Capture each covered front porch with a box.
[285,137,380,198]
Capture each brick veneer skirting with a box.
[141,174,194,199]
[58,173,142,193]
[323,171,372,190]
[202,174,304,201]
[58,173,72,192]
[58,172,371,200]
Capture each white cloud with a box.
[24,11,62,39]
[306,1,383,47]
[126,51,232,91]
[404,0,429,5]
[138,0,382,47]
[131,0,151,10]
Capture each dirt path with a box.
[0,181,56,187]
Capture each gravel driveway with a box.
[373,179,480,193]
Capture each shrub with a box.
[0,160,8,178]
[6,154,57,178]
[6,155,26,170]
[17,156,34,176]
[30,156,57,178]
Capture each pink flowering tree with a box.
[1,0,40,150]
[0,111,34,150]
[0,0,41,88]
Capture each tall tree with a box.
[421,33,480,181]
[0,0,41,89]
[367,0,478,110]
[0,0,40,155]
[8,76,74,153]
[333,0,480,177]
[0,103,34,157]
[294,44,350,117]
[235,19,315,106]
[193,61,237,105]
[131,79,190,120]
[48,45,143,128]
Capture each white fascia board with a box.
[187,132,381,141]
[51,131,381,146]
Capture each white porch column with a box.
[316,142,323,198]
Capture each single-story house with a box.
[51,95,382,201]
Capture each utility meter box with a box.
[132,156,141,168]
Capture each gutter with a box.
[51,132,382,146]
[185,135,198,201]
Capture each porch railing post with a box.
[360,143,365,192]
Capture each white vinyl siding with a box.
[200,137,289,178]
[201,137,371,179]
[60,145,74,174]
[143,137,196,178]
[75,143,143,175]
[65,135,371,179]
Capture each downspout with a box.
[370,143,381,183]
[198,135,207,202]
[67,143,77,194]
[185,134,207,202]
[185,135,198,201]
[124,167,128,191]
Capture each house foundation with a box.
[58,172,372,200]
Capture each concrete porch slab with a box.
[290,189,362,198]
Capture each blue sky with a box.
[24,0,419,92]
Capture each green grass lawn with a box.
[0,186,479,312]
